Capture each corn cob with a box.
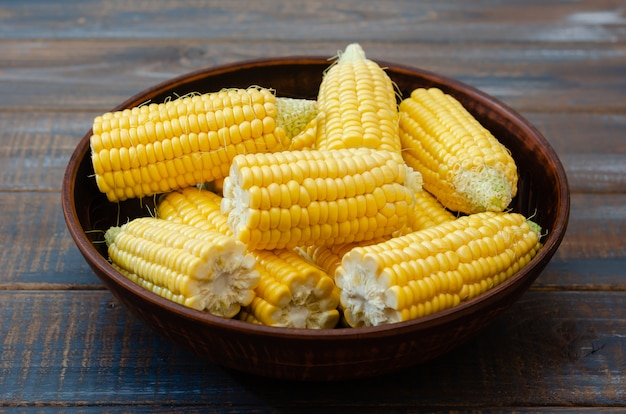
[157,187,340,329]
[335,211,542,327]
[199,178,224,195]
[306,190,454,279]
[90,87,316,202]
[288,117,317,151]
[220,147,423,250]
[104,216,259,318]
[238,309,263,325]
[157,187,232,235]
[275,97,318,140]
[303,238,384,281]
[399,87,518,214]
[405,189,457,233]
[248,249,340,328]
[315,43,401,153]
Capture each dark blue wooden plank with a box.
[0,290,624,409]
[0,0,623,43]
[0,41,624,113]
[0,193,101,286]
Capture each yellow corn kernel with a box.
[399,87,518,214]
[90,87,316,202]
[221,147,423,250]
[104,217,259,318]
[288,117,317,151]
[237,309,264,325]
[303,237,388,280]
[402,189,457,233]
[274,97,318,139]
[244,249,340,329]
[335,211,542,327]
[156,188,340,329]
[315,43,401,153]
[157,187,232,236]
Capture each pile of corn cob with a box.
[94,43,543,329]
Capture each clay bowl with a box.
[62,57,570,381]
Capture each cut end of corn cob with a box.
[105,217,260,318]
[452,164,515,213]
[302,238,384,282]
[245,249,340,329]
[336,250,398,327]
[527,218,543,240]
[155,187,340,328]
[335,212,542,327]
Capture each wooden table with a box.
[2,1,625,411]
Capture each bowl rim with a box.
[62,56,570,339]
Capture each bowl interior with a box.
[62,57,570,380]
[71,58,567,255]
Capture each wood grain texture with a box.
[1,40,624,113]
[0,290,624,409]
[1,0,623,43]
[1,0,625,409]
[0,112,95,191]
[0,193,100,287]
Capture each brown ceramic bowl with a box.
[62,57,570,381]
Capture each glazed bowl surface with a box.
[62,57,569,381]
